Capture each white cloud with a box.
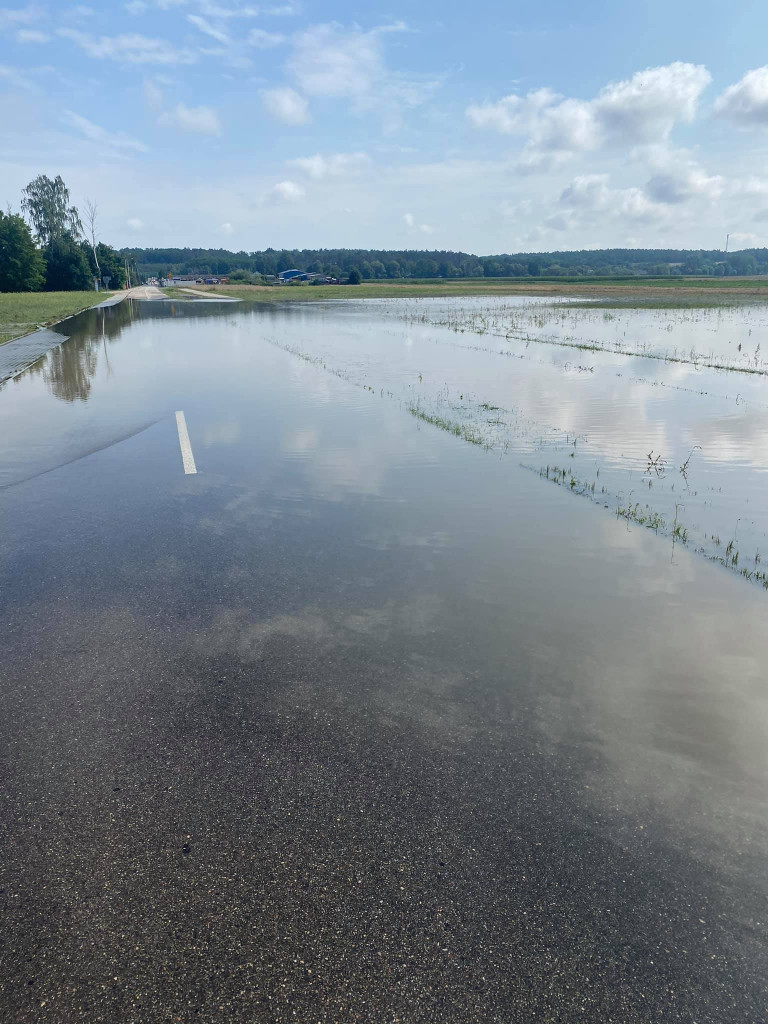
[270,180,305,202]
[0,61,36,91]
[57,28,197,65]
[645,165,723,205]
[0,4,41,29]
[729,231,760,244]
[221,221,234,235]
[247,28,284,48]
[187,13,230,44]
[143,77,163,110]
[593,63,709,139]
[286,21,438,120]
[125,0,148,12]
[16,28,48,42]
[62,110,149,152]
[260,86,309,125]
[160,102,222,135]
[633,144,724,205]
[558,173,666,227]
[403,211,433,234]
[287,152,369,179]
[468,63,712,165]
[715,67,768,124]
[289,22,384,98]
[126,217,144,229]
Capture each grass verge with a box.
[0,291,114,344]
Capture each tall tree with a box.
[44,234,92,291]
[21,174,82,246]
[0,210,45,291]
[83,199,100,278]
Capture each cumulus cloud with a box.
[287,152,369,179]
[636,145,724,205]
[715,67,768,123]
[58,28,197,65]
[558,174,665,226]
[221,221,234,235]
[126,217,144,229]
[270,180,305,202]
[160,102,222,135]
[124,0,148,12]
[467,62,712,166]
[260,86,309,124]
[62,110,149,152]
[645,166,723,204]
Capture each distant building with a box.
[278,269,333,284]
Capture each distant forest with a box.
[125,246,768,280]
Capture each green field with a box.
[0,291,114,345]
[176,276,768,308]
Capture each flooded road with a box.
[2,297,768,1022]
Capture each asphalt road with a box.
[1,298,767,1023]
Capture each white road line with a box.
[175,410,197,474]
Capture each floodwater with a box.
[1,296,768,1022]
[258,295,768,586]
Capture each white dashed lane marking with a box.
[175,410,197,474]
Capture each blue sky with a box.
[2,0,768,253]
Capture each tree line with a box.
[4,176,767,292]
[128,245,768,281]
[0,175,130,293]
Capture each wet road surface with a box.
[1,298,768,1022]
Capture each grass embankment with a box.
[0,291,114,344]
[184,277,768,307]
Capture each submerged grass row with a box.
[406,403,492,449]
[401,300,768,378]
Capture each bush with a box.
[347,267,362,284]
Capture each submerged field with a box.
[239,293,768,592]
[0,291,112,344]
[188,276,768,305]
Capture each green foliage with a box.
[126,243,768,282]
[227,268,262,284]
[347,267,362,284]
[85,242,127,289]
[21,174,82,246]
[44,234,93,291]
[0,211,45,291]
